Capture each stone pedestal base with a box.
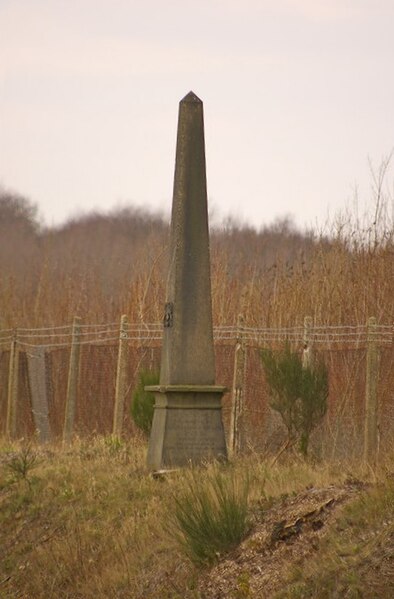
[146,385,227,469]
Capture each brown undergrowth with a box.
[1,177,393,328]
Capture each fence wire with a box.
[1,322,392,347]
[0,320,393,458]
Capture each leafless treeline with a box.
[0,182,393,329]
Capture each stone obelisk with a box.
[146,91,227,469]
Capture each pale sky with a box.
[1,0,394,229]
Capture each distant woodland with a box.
[0,184,393,328]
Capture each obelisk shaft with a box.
[160,91,215,386]
[146,92,227,469]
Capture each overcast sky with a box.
[1,0,393,229]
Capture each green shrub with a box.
[170,467,250,566]
[130,369,159,435]
[261,344,328,456]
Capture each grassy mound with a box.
[0,437,393,598]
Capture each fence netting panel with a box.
[319,348,367,459]
[15,351,35,438]
[379,346,394,453]
[46,347,70,437]
[75,344,118,436]
[214,343,235,435]
[0,350,10,432]
[0,323,392,462]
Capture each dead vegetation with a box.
[0,437,393,598]
[1,161,393,329]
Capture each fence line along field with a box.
[1,317,393,461]
[0,174,394,460]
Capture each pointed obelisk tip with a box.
[180,91,202,104]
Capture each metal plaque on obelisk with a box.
[146,91,227,469]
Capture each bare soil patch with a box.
[198,480,366,598]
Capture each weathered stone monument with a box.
[146,91,227,469]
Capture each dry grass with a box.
[1,436,393,598]
[0,436,177,598]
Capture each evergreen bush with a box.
[261,344,328,455]
[130,369,159,435]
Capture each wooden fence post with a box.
[6,330,19,438]
[63,316,82,444]
[113,314,129,437]
[364,316,379,464]
[302,316,314,369]
[228,314,246,457]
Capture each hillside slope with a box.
[0,439,393,598]
[199,479,394,598]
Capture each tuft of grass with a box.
[5,443,39,488]
[169,465,251,566]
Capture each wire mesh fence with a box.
[0,319,393,459]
